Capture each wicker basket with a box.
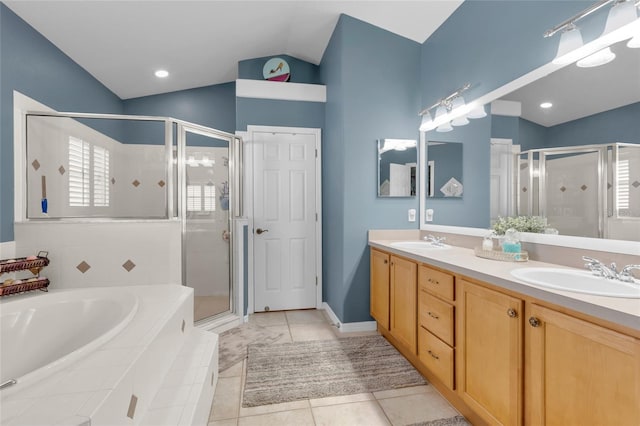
[0,252,49,275]
[474,247,529,262]
[0,277,50,296]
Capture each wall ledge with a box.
[236,79,326,103]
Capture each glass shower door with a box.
[181,126,233,322]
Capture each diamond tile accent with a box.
[581,184,588,191]
[122,260,136,272]
[633,180,640,189]
[132,180,140,187]
[560,186,567,192]
[58,165,66,175]
[607,183,612,190]
[32,159,40,170]
[111,177,116,185]
[76,261,91,273]
[157,180,165,188]
[522,187,528,193]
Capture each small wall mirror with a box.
[377,139,417,197]
[426,141,463,198]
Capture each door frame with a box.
[242,125,322,315]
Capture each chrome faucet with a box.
[424,234,446,247]
[583,256,639,284]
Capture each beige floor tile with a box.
[373,385,431,400]
[309,392,375,408]
[289,323,339,341]
[377,392,459,425]
[219,360,243,378]
[312,400,391,426]
[238,408,315,426]
[208,419,238,426]
[239,399,310,417]
[209,376,242,421]
[263,325,292,343]
[285,309,329,325]
[248,311,287,326]
[334,329,380,338]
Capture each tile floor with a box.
[207,309,463,426]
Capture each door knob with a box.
[256,228,269,235]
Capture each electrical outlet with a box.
[408,209,416,222]
[426,209,434,222]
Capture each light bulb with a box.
[552,26,584,65]
[419,112,434,131]
[576,47,616,67]
[436,122,453,132]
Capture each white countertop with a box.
[369,238,640,333]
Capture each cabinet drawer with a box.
[419,265,454,301]
[419,327,454,390]
[419,291,454,346]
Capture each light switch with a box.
[408,209,416,222]
[426,209,434,222]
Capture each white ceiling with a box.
[501,39,640,127]
[5,0,463,99]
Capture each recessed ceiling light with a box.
[540,102,553,109]
[154,70,169,78]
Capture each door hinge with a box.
[316,277,318,286]
[315,148,318,158]
[315,213,318,221]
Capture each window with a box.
[68,137,110,207]
[187,184,216,212]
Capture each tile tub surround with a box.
[368,233,640,334]
[1,284,216,426]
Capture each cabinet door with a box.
[526,304,640,426]
[390,255,417,354]
[370,249,390,330]
[458,279,523,426]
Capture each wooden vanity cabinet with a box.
[526,303,640,426]
[390,255,417,354]
[418,265,456,390]
[370,249,390,330]
[457,278,523,426]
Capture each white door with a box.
[252,130,318,311]
[490,139,517,223]
[389,163,411,196]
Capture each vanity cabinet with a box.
[390,255,417,354]
[370,249,390,330]
[526,303,640,425]
[418,265,456,390]
[457,279,523,426]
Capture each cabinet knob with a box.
[427,311,440,320]
[529,317,541,327]
[427,278,439,285]
[427,350,440,360]
[384,259,388,264]
[507,308,518,318]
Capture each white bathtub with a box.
[0,284,216,426]
[1,287,139,387]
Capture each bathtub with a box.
[1,287,139,387]
[0,284,218,426]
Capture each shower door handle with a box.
[256,228,269,235]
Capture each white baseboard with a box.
[0,241,16,259]
[321,302,377,333]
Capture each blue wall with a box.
[0,4,124,242]
[427,142,463,194]
[320,15,421,323]
[238,54,321,84]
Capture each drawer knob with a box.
[529,317,541,327]
[428,350,440,360]
[427,278,439,285]
[507,308,518,318]
[427,311,440,320]
[384,259,388,264]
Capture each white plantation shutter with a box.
[203,185,216,211]
[93,146,110,207]
[187,185,201,211]
[617,159,630,214]
[69,137,90,206]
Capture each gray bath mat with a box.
[242,335,427,407]
[409,415,471,426]
[217,322,287,371]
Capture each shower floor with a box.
[194,295,230,322]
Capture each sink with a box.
[510,267,640,298]
[389,241,451,250]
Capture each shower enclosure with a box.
[23,112,242,322]
[516,143,639,241]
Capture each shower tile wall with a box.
[14,221,181,289]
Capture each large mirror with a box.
[377,139,417,197]
[422,37,640,242]
[426,141,463,198]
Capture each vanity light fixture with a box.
[154,69,169,78]
[466,105,487,119]
[546,0,640,67]
[418,83,478,132]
